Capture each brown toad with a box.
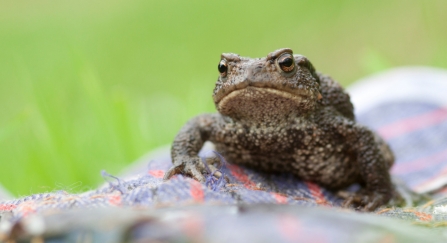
[164,48,395,211]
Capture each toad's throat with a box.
[217,86,314,122]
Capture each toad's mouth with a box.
[216,86,315,121]
[214,83,313,105]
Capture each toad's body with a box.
[164,48,395,210]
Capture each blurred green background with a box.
[0,0,446,196]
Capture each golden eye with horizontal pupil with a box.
[277,53,295,73]
[218,59,228,77]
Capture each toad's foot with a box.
[163,156,206,182]
[163,156,225,182]
[338,189,397,212]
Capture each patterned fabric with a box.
[1,67,447,242]
[360,102,447,193]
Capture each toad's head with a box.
[213,48,322,123]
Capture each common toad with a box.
[164,48,395,211]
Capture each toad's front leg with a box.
[340,123,395,211]
[163,114,218,182]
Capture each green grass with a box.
[0,0,446,196]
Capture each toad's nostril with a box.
[248,65,263,75]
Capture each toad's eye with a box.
[277,53,295,73]
[218,59,228,78]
